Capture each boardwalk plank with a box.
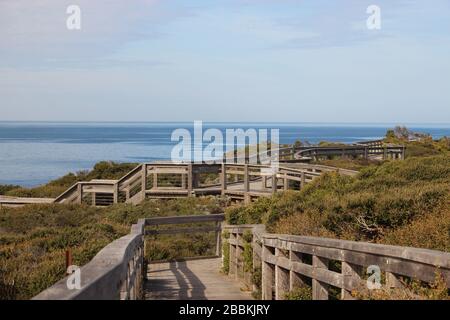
[145,258,253,300]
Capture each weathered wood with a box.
[312,255,329,300]
[145,226,220,236]
[289,251,306,291]
[146,258,252,300]
[221,163,227,195]
[187,164,193,196]
[262,245,274,300]
[77,184,83,204]
[341,262,362,300]
[145,214,224,226]
[386,271,404,289]
[275,248,290,300]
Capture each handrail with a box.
[116,164,144,186]
[53,182,80,203]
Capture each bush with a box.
[284,286,313,300]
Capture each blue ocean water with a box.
[0,122,448,187]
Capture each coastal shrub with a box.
[0,185,21,195]
[284,286,313,300]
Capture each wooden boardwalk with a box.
[145,258,252,300]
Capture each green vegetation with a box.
[0,196,223,300]
[312,158,382,171]
[284,286,313,300]
[0,185,21,195]
[385,126,449,158]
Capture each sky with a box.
[1,0,450,123]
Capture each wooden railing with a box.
[274,142,405,162]
[145,214,225,258]
[223,225,450,300]
[54,181,116,206]
[7,162,358,208]
[34,214,224,300]
[3,162,359,208]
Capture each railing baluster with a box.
[312,255,329,300]
[275,247,290,300]
[261,243,274,300]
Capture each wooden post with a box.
[113,183,119,204]
[181,173,186,189]
[244,165,250,203]
[77,184,83,204]
[312,256,329,300]
[341,262,362,300]
[289,251,305,291]
[300,172,305,189]
[283,177,288,191]
[275,248,289,300]
[262,244,274,300]
[215,221,222,257]
[193,172,200,188]
[92,192,96,207]
[221,163,227,196]
[153,173,158,190]
[271,174,277,194]
[386,272,404,289]
[141,164,147,202]
[187,164,193,196]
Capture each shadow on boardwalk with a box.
[145,258,252,300]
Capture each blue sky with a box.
[1,0,450,123]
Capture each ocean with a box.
[0,122,448,187]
